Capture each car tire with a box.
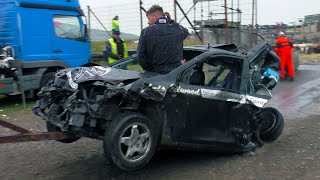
[103,112,159,171]
[259,107,284,142]
[46,103,80,143]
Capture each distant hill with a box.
[90,29,139,41]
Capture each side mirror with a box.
[82,24,89,41]
[84,24,88,36]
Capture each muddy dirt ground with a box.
[1,65,320,180]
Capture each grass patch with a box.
[91,41,106,54]
[90,39,203,54]
[91,40,139,54]
[184,39,203,46]
[127,64,144,72]
[0,96,35,115]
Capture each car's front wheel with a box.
[103,112,159,171]
[259,107,284,142]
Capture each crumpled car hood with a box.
[55,66,141,89]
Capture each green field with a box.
[90,39,203,54]
[91,40,139,54]
[0,95,35,114]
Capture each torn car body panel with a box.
[59,66,141,89]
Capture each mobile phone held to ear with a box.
[163,12,171,21]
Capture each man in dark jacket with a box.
[137,5,189,74]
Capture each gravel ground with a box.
[1,65,320,180]
[1,110,320,180]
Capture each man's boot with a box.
[289,77,295,82]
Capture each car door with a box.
[171,56,244,145]
[20,8,53,61]
[51,11,90,67]
[175,83,233,144]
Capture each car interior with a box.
[188,57,242,91]
[189,63,205,86]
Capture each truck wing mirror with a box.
[84,24,88,36]
[82,24,89,41]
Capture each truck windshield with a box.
[53,15,84,41]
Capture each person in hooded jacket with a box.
[275,31,294,81]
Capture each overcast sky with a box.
[79,0,319,25]
[258,0,319,24]
[79,0,319,36]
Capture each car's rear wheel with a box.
[103,112,159,171]
[259,107,284,142]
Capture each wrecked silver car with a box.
[33,41,284,171]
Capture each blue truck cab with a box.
[0,0,90,95]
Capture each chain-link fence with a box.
[84,0,258,54]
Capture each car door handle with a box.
[53,49,63,53]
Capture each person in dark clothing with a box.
[137,5,189,74]
[105,30,128,64]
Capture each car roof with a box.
[184,43,238,52]
[183,45,208,51]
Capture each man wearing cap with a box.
[105,30,128,64]
[275,31,295,81]
[137,5,189,74]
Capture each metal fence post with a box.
[251,0,255,46]
[224,0,229,44]
[140,0,143,32]
[174,0,177,21]
[87,6,91,42]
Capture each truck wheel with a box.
[40,72,56,87]
[259,107,284,142]
[46,103,80,143]
[103,112,159,171]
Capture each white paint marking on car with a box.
[201,89,245,103]
[246,95,269,108]
[176,86,201,96]
[200,89,269,108]
[66,71,78,89]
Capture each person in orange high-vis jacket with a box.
[275,31,295,82]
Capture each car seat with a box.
[221,72,233,89]
[220,70,239,90]
[189,69,205,86]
